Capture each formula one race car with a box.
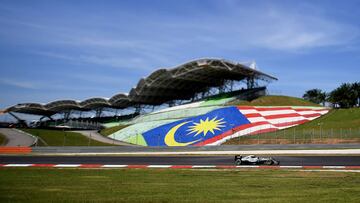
[234,155,280,165]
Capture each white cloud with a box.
[0,78,40,89]
[246,13,358,51]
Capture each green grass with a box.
[20,128,115,146]
[0,168,359,203]
[0,133,7,146]
[99,125,128,136]
[227,95,321,106]
[224,108,360,145]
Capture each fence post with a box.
[63,132,66,146]
[88,133,91,146]
[283,129,285,143]
[136,131,138,145]
[312,128,314,143]
[302,129,304,144]
[293,127,295,144]
[320,124,322,142]
[340,128,342,140]
[350,128,352,138]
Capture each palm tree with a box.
[303,89,327,106]
[328,83,357,108]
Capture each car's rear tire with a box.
[265,160,272,165]
[235,160,242,165]
[273,161,280,165]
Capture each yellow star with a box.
[187,117,226,137]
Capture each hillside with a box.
[227,95,321,106]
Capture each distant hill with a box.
[227,95,321,106]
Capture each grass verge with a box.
[0,168,359,202]
[224,108,360,145]
[99,125,128,136]
[0,133,7,146]
[20,128,115,146]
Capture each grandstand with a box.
[3,58,277,126]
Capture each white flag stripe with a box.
[239,109,259,114]
[318,110,329,115]
[255,110,297,116]
[297,111,322,115]
[247,117,267,123]
[267,116,308,124]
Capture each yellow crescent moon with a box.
[164,121,200,146]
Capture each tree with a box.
[303,89,327,106]
[328,83,357,108]
[352,82,360,107]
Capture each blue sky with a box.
[1,0,360,109]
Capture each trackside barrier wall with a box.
[0,147,32,154]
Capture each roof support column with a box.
[247,76,257,89]
[8,112,28,127]
[135,104,142,114]
[95,108,103,118]
[167,101,175,107]
[63,110,71,121]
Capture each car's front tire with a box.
[235,159,242,165]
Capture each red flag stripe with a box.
[244,113,319,121]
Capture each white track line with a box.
[279,166,302,168]
[147,165,172,168]
[4,164,32,167]
[54,164,81,168]
[102,165,128,168]
[322,166,346,169]
[192,165,216,168]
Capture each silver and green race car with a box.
[234,155,280,165]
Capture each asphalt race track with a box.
[1,156,360,166]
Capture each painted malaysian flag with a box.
[141,106,329,147]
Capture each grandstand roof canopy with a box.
[5,58,277,116]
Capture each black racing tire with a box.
[273,161,280,165]
[235,159,242,165]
